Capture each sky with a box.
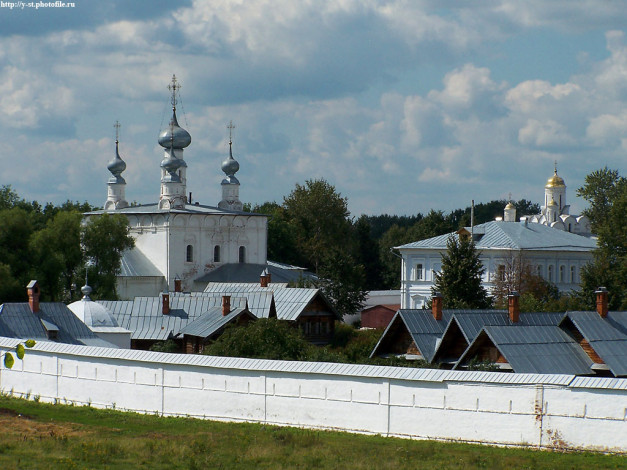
[1,0,626,217]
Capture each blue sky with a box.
[1,1,626,217]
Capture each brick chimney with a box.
[595,287,608,318]
[508,291,520,323]
[260,270,268,288]
[27,280,40,313]
[162,291,170,315]
[222,295,231,316]
[174,276,182,293]
[432,292,443,321]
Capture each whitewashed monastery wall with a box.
[0,337,625,453]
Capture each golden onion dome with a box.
[505,202,515,210]
[545,169,565,188]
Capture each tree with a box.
[354,215,384,290]
[81,214,135,299]
[283,179,352,273]
[576,168,627,309]
[316,248,367,319]
[432,235,491,309]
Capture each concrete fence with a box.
[1,337,625,453]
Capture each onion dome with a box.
[161,146,182,181]
[158,110,191,149]
[221,140,240,184]
[505,202,515,210]
[107,140,127,183]
[81,284,93,300]
[546,168,565,188]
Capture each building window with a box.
[186,245,193,262]
[570,266,576,283]
[548,265,553,282]
[497,264,505,281]
[214,245,220,262]
[414,264,423,281]
[537,265,543,278]
[239,246,246,263]
[559,265,565,283]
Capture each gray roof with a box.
[119,249,163,277]
[0,303,116,348]
[87,202,266,217]
[177,291,275,319]
[370,309,455,362]
[451,311,564,343]
[178,307,251,338]
[203,283,338,321]
[456,325,593,375]
[397,220,597,252]
[100,295,248,341]
[195,262,316,284]
[562,311,627,377]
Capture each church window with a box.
[537,265,543,278]
[548,265,553,282]
[239,246,246,263]
[559,265,565,283]
[570,266,576,283]
[414,264,423,281]
[214,245,221,262]
[186,245,193,262]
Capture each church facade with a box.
[85,76,268,299]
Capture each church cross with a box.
[113,120,121,143]
[227,120,235,143]
[168,74,181,109]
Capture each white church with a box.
[397,168,597,309]
[86,76,268,299]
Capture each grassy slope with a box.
[0,397,624,469]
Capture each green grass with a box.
[0,396,624,469]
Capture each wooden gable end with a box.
[433,320,469,364]
[373,316,423,357]
[561,318,605,364]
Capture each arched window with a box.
[537,265,543,278]
[570,266,576,283]
[186,245,193,262]
[239,246,246,263]
[213,245,220,263]
[548,265,553,282]
[559,265,565,283]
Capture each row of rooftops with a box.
[371,288,627,377]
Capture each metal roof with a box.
[5,335,622,389]
[397,220,597,252]
[195,262,315,284]
[86,203,267,218]
[178,307,249,338]
[461,325,594,375]
[203,283,337,321]
[451,311,564,343]
[0,303,116,348]
[99,295,250,341]
[563,311,627,377]
[119,248,163,277]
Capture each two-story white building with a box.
[397,215,596,309]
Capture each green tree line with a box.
[0,185,134,303]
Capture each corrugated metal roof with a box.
[3,335,606,388]
[203,283,336,321]
[563,311,627,377]
[119,248,163,277]
[480,325,594,375]
[178,307,247,338]
[398,220,597,252]
[453,311,563,343]
[195,262,316,284]
[0,303,115,347]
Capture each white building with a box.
[86,76,268,299]
[397,219,597,309]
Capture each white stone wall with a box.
[1,338,625,453]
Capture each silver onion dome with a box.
[221,141,240,184]
[158,110,191,149]
[161,146,182,181]
[107,141,127,183]
[81,284,93,300]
